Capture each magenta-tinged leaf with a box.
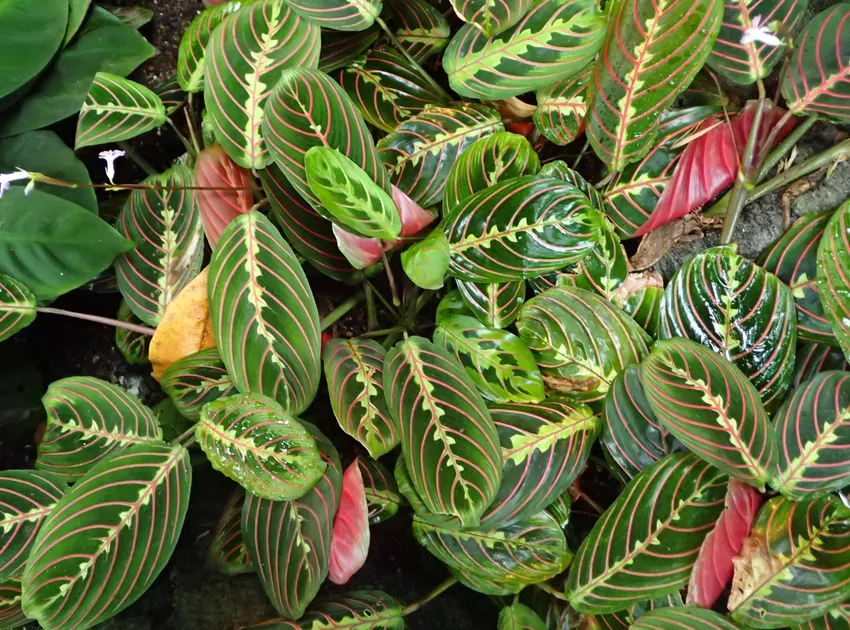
[687,479,762,609]
[392,185,436,238]
[332,225,382,270]
[635,100,797,236]
[195,145,253,247]
[329,462,370,585]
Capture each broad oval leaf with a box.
[115,300,150,365]
[204,0,320,169]
[759,209,835,345]
[707,0,807,84]
[196,393,325,500]
[305,146,400,240]
[413,510,572,587]
[209,212,321,415]
[641,338,778,489]
[612,272,664,338]
[161,348,237,421]
[782,4,850,122]
[0,471,67,583]
[445,176,606,283]
[573,219,629,301]
[242,423,342,620]
[356,457,404,524]
[601,365,682,481]
[480,398,598,529]
[450,0,535,36]
[587,0,723,170]
[401,229,449,290]
[318,28,378,72]
[456,279,526,329]
[377,103,504,207]
[771,371,850,499]
[0,577,28,629]
[0,274,35,343]
[387,0,450,62]
[792,606,850,630]
[282,0,381,31]
[195,144,254,248]
[499,602,547,630]
[176,0,245,92]
[517,286,650,404]
[443,131,541,214]
[632,608,741,630]
[115,165,204,327]
[323,339,397,459]
[383,336,502,528]
[22,444,191,630]
[208,489,253,575]
[243,591,404,629]
[75,72,166,148]
[533,65,592,146]
[659,244,797,410]
[38,376,163,482]
[818,200,850,361]
[393,455,461,530]
[328,462,370,585]
[566,452,728,613]
[729,495,850,628]
[338,46,449,132]
[537,160,605,210]
[792,343,850,389]
[443,0,606,101]
[434,314,544,403]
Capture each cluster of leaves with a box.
[2,0,850,629]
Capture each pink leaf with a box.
[195,145,253,247]
[329,460,370,585]
[634,101,797,237]
[687,479,762,608]
[392,185,437,237]
[332,225,383,270]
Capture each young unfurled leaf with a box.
[305,146,401,240]
[194,144,254,248]
[328,462,370,585]
[533,65,592,146]
[208,490,252,576]
[401,229,449,290]
[818,200,850,362]
[0,275,36,343]
[356,457,404,524]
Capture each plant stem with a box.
[118,141,156,176]
[535,582,569,602]
[365,279,400,319]
[375,16,453,102]
[401,578,457,616]
[171,426,196,445]
[381,248,402,308]
[184,107,202,155]
[36,307,157,335]
[757,115,817,180]
[320,293,364,331]
[414,290,436,317]
[365,282,378,331]
[167,118,197,158]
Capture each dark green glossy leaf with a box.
[0,578,27,630]
[480,398,598,528]
[401,229,449,290]
[38,377,163,482]
[208,489,253,576]
[318,28,378,72]
[449,0,534,36]
[499,602,547,630]
[451,567,524,595]
[209,212,321,415]
[660,244,798,410]
[383,336,502,528]
[792,606,850,630]
[323,339,397,459]
[386,0,450,62]
[792,343,849,389]
[115,300,149,365]
[632,608,740,630]
[243,591,404,629]
[611,272,664,338]
[537,161,604,210]
[818,199,850,361]
[0,275,35,343]
[601,365,683,481]
[434,314,544,403]
[729,495,850,628]
[760,210,835,345]
[177,0,246,93]
[641,338,778,489]
[378,103,503,207]
[393,454,461,530]
[544,490,572,529]
[533,65,592,146]
[456,279,525,329]
[161,348,237,421]
[629,593,684,621]
[445,176,606,283]
[444,0,606,100]
[572,220,628,301]
[356,457,404,524]
[517,286,650,404]
[283,0,381,31]
[566,452,728,613]
[22,444,191,630]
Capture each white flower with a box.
[98,149,126,184]
[0,170,33,199]
[741,15,782,47]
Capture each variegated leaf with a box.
[208,489,253,575]
[456,279,526,329]
[792,606,850,630]
[161,348,237,421]
[243,591,403,629]
[176,0,246,92]
[282,0,381,31]
[0,578,28,630]
[356,457,404,524]
[818,199,850,361]
[0,274,36,343]
[611,272,664,338]
[450,0,535,36]
[572,219,629,301]
[792,343,850,389]
[386,0,450,62]
[533,64,592,146]
[537,160,604,210]
[318,28,378,72]
[115,299,150,365]
[632,608,741,630]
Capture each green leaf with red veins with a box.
[323,339,398,459]
[115,300,150,365]
[0,577,28,629]
[443,131,541,215]
[208,212,321,416]
[517,287,649,404]
[640,338,778,489]
[443,0,606,100]
[782,4,850,122]
[0,471,67,583]
[450,0,535,36]
[479,398,598,529]
[456,279,526,329]
[707,0,807,84]
[729,495,850,628]
[280,0,381,31]
[566,452,728,613]
[533,64,593,146]
[791,605,850,630]
[37,377,163,482]
[241,591,404,629]
[759,210,835,345]
[444,177,606,283]
[632,608,741,630]
[587,0,723,171]
[241,423,342,620]
[610,271,664,338]
[386,0,450,62]
[791,343,849,389]
[818,200,850,362]
[204,0,320,169]
[338,46,448,133]
[115,165,204,327]
[0,275,35,343]
[659,244,797,411]
[383,336,502,528]
[161,348,237,421]
[499,602,548,630]
[356,457,404,524]
[377,103,504,207]
[318,28,378,72]
[538,160,604,210]
[21,444,191,630]
[208,489,253,576]
[572,220,629,301]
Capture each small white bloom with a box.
[0,169,33,199]
[98,149,126,184]
[741,15,782,47]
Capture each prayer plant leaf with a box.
[387,0,450,62]
[115,300,150,365]
[282,0,381,31]
[356,456,404,524]
[242,591,404,629]
[817,199,850,362]
[632,608,742,630]
[194,144,254,248]
[208,489,253,576]
[318,28,378,72]
[456,280,526,330]
[792,343,850,389]
[498,602,548,630]
[0,275,36,343]
[533,64,593,146]
[449,0,535,36]
[176,0,245,93]
[0,577,28,629]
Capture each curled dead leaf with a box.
[610,271,663,307]
[148,267,216,381]
[728,533,784,611]
[543,373,600,394]
[486,96,537,120]
[630,212,723,271]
